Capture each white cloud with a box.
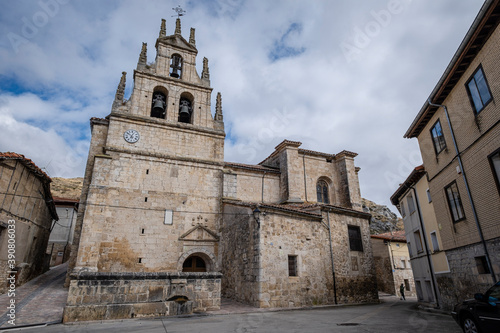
[0,0,486,211]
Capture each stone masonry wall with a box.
[220,204,260,306]
[64,271,221,322]
[436,237,500,310]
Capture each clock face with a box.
[123,129,140,143]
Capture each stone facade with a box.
[404,1,500,310]
[0,153,58,293]
[371,231,415,298]
[64,271,221,322]
[66,18,377,321]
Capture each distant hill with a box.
[50,177,84,200]
[361,198,404,234]
[49,178,403,235]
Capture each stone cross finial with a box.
[116,72,126,100]
[113,72,126,109]
[201,57,210,80]
[159,19,166,37]
[189,28,196,46]
[137,43,147,70]
[175,18,181,35]
[215,92,223,121]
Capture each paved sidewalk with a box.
[0,263,68,328]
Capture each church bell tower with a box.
[71,18,225,276]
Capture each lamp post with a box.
[253,207,261,229]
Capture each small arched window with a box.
[182,255,206,272]
[317,180,329,204]
[151,91,167,118]
[170,54,182,78]
[178,94,193,123]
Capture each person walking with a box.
[400,283,406,300]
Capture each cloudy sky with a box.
[0,0,486,211]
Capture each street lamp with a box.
[253,207,261,229]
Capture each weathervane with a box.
[172,5,186,18]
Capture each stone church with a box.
[64,19,377,322]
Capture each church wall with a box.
[327,211,378,303]
[258,212,333,308]
[301,154,338,204]
[105,116,224,162]
[74,151,222,272]
[220,204,260,306]
[223,169,280,203]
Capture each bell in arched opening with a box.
[170,54,182,78]
[151,92,166,118]
[178,98,192,123]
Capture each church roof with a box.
[224,162,280,174]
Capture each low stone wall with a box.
[63,271,222,322]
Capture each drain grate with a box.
[337,323,360,326]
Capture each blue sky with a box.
[0,0,485,210]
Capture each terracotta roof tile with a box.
[0,152,51,182]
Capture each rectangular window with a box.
[414,230,423,253]
[407,192,416,214]
[466,65,492,114]
[430,120,447,154]
[489,149,500,197]
[400,202,406,218]
[430,231,440,252]
[288,255,298,277]
[475,256,491,275]
[404,279,410,291]
[407,241,413,258]
[401,259,406,269]
[445,181,465,223]
[426,189,432,203]
[348,226,363,252]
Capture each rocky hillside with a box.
[362,198,404,234]
[49,178,403,235]
[50,177,84,200]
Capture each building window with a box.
[407,241,413,258]
[430,231,439,252]
[348,226,363,252]
[316,180,329,204]
[414,230,423,253]
[430,119,446,155]
[288,255,298,276]
[407,192,416,214]
[426,189,432,203]
[489,149,500,197]
[404,279,410,291]
[475,256,491,275]
[400,202,406,217]
[401,259,406,269]
[466,65,492,114]
[445,181,465,223]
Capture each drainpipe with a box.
[261,171,266,203]
[427,100,496,282]
[412,187,441,308]
[302,154,308,202]
[326,212,338,304]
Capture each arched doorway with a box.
[182,255,207,272]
